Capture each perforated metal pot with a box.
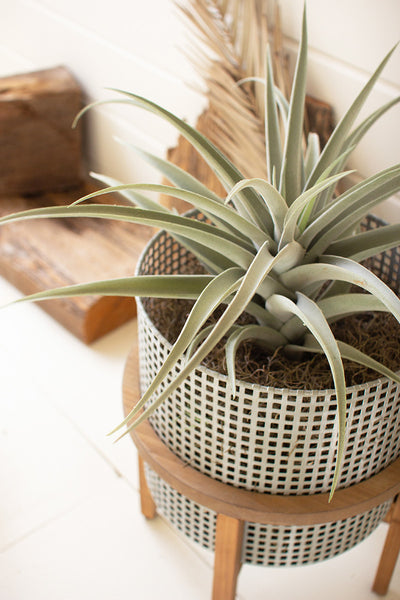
[135,216,400,564]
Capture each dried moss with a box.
[143,296,400,389]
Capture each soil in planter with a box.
[143,296,400,389]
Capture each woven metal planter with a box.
[136,215,400,565]
[144,464,392,566]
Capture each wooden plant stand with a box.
[123,340,400,599]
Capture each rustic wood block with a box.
[0,181,153,343]
[304,95,334,148]
[0,66,84,196]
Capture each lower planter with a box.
[135,214,400,565]
[144,464,391,566]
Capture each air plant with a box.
[1,8,400,497]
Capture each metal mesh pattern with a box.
[136,216,400,495]
[363,214,400,292]
[144,464,391,566]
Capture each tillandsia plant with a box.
[2,8,400,497]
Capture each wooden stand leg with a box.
[138,455,157,519]
[373,496,400,595]
[212,514,244,600]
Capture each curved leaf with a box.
[86,172,170,212]
[117,242,292,437]
[0,204,256,270]
[281,255,400,325]
[266,292,347,499]
[97,91,273,234]
[111,267,244,434]
[74,182,267,249]
[345,95,400,157]
[4,275,214,307]
[280,170,352,247]
[113,140,223,202]
[302,165,400,256]
[225,177,287,239]
[306,44,398,188]
[281,293,388,342]
[304,133,320,180]
[326,223,400,262]
[312,96,400,215]
[86,174,240,274]
[225,324,287,392]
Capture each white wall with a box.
[279,0,400,220]
[1,0,399,219]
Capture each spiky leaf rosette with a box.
[1,9,400,498]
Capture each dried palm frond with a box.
[175,0,290,178]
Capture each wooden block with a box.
[304,95,334,148]
[0,181,154,343]
[0,66,83,196]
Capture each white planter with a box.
[135,215,400,565]
[144,464,391,566]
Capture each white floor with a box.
[1,275,400,600]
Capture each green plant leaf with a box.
[116,144,274,241]
[114,139,223,202]
[349,96,400,146]
[265,45,283,186]
[185,324,216,362]
[0,204,256,270]
[279,6,307,204]
[104,145,257,242]
[96,183,267,248]
[304,133,320,180]
[86,174,240,273]
[87,91,272,234]
[306,44,398,188]
[266,292,347,499]
[301,165,400,254]
[281,255,400,325]
[326,223,400,262]
[4,275,214,306]
[88,172,171,211]
[310,97,400,215]
[280,170,353,247]
[313,96,400,211]
[225,177,288,239]
[281,293,387,342]
[117,242,292,436]
[111,267,244,434]
[300,146,356,223]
